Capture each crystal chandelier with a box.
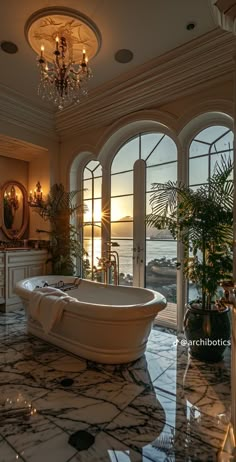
[38,36,92,110]
[25,7,101,110]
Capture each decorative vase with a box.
[184,304,231,362]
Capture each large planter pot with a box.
[184,304,231,362]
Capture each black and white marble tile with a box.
[2,415,77,462]
[0,311,232,461]
[67,431,153,462]
[0,437,24,462]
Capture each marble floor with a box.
[0,309,231,462]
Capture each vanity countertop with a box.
[0,248,47,252]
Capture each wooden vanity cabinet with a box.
[0,249,48,312]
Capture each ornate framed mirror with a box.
[2,181,29,239]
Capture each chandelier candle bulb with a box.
[55,36,59,51]
[25,7,101,109]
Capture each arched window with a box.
[188,124,233,301]
[189,125,233,187]
[110,131,178,309]
[144,133,177,303]
[82,160,102,277]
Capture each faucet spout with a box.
[94,243,120,286]
[105,242,120,285]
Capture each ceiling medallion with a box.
[25,7,101,110]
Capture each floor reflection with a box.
[0,309,231,461]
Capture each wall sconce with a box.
[28,181,44,207]
[4,185,19,212]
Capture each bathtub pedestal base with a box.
[27,318,148,364]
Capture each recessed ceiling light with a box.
[115,49,133,64]
[0,41,18,54]
[186,23,196,31]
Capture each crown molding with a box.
[0,83,57,142]
[0,28,234,143]
[56,28,235,139]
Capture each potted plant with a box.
[31,183,88,276]
[146,158,233,361]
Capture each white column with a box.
[101,165,111,256]
[133,159,146,287]
[177,143,187,332]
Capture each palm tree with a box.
[32,183,88,276]
[146,157,233,310]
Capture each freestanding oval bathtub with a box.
[15,276,166,364]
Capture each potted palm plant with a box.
[146,158,233,361]
[31,183,88,276]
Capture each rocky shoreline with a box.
[120,257,177,302]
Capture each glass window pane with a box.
[146,224,173,240]
[111,196,133,221]
[111,221,133,239]
[146,192,178,226]
[84,227,101,242]
[146,191,153,215]
[195,126,229,144]
[209,131,233,154]
[94,177,102,198]
[93,222,102,238]
[84,161,102,179]
[86,160,100,172]
[83,199,92,222]
[111,171,133,196]
[93,165,102,177]
[189,156,208,186]
[146,135,177,166]
[83,225,92,238]
[146,163,177,191]
[145,240,177,303]
[84,168,92,180]
[141,133,164,160]
[83,179,92,199]
[111,137,139,173]
[112,239,134,284]
[189,140,210,158]
[211,152,233,179]
[84,236,102,268]
[84,199,102,222]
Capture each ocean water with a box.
[84,238,177,275]
[84,238,199,302]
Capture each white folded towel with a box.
[28,287,76,333]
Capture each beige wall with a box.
[0,155,28,188]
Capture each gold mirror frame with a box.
[1,181,29,240]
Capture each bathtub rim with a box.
[15,275,167,312]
